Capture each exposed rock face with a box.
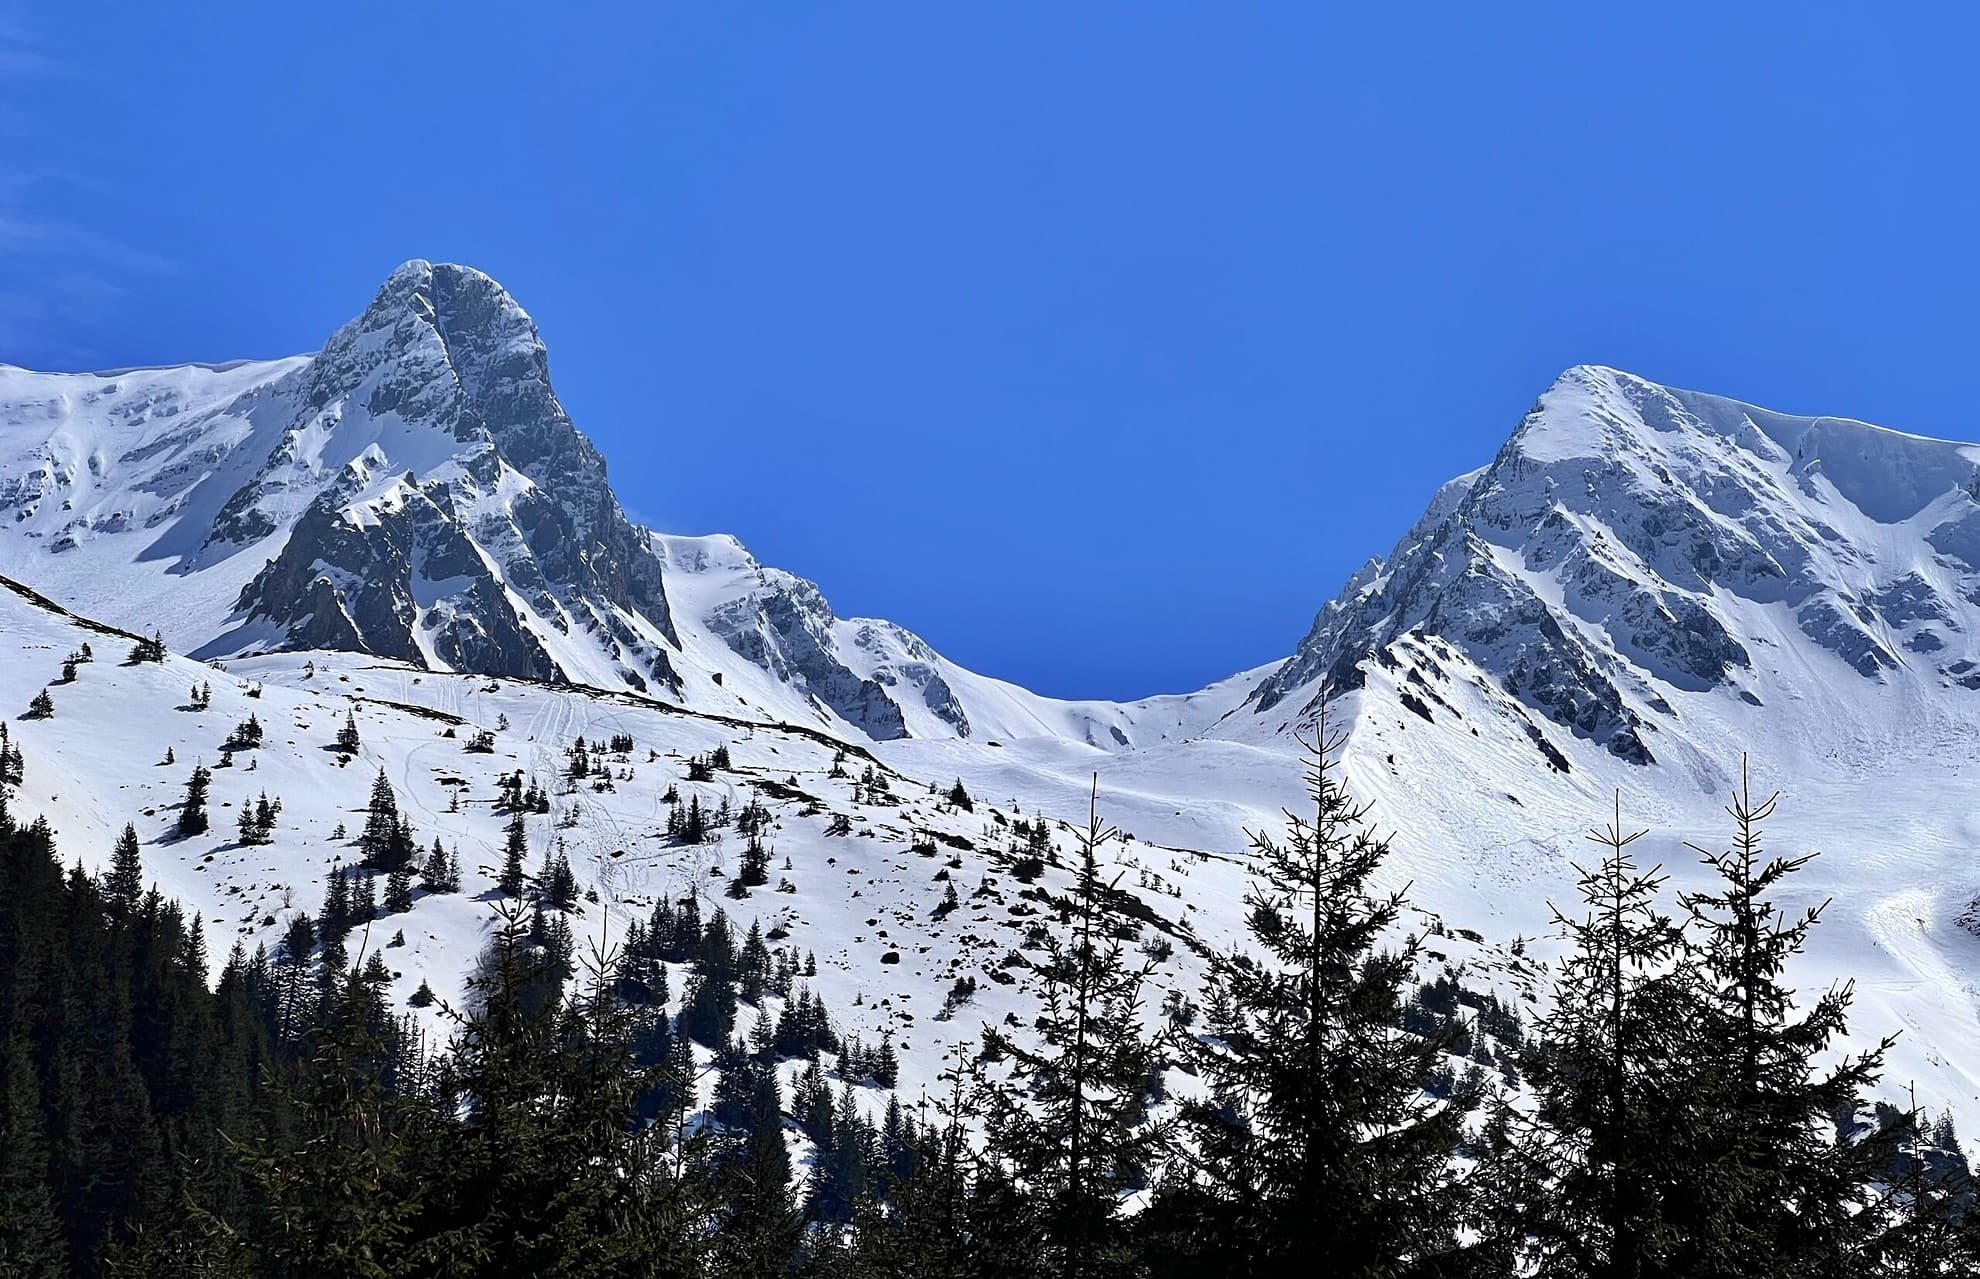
[235,467,557,678]
[708,574,913,740]
[216,262,679,688]
[1253,365,1980,762]
[659,531,977,742]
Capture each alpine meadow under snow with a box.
[7,261,1980,1271]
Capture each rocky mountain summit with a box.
[222,262,679,688]
[0,262,682,696]
[1250,364,1980,764]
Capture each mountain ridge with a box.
[14,277,1980,1125]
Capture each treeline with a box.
[3,703,1980,1276]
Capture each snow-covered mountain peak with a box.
[1507,363,1980,525]
[1249,365,1980,772]
[0,264,1240,751]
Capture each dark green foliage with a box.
[334,709,362,754]
[1863,1097,1980,1275]
[384,863,415,915]
[0,813,286,1277]
[733,831,771,895]
[500,813,528,896]
[1155,700,1475,1276]
[236,791,279,845]
[419,838,461,895]
[1493,763,1900,1278]
[1,737,1963,1279]
[0,724,23,791]
[102,824,144,920]
[541,847,577,911]
[176,762,212,837]
[224,713,264,751]
[1664,763,1894,1276]
[1500,794,1701,1278]
[359,770,415,871]
[976,778,1166,1279]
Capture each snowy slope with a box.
[0,356,309,641]
[0,571,1284,1115]
[0,261,1240,751]
[1220,365,1980,1119]
[10,266,1980,1127]
[653,531,1267,748]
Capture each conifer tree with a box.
[736,831,771,893]
[384,862,415,915]
[411,901,715,1275]
[103,822,144,920]
[0,724,22,790]
[500,812,528,897]
[1863,1089,1980,1276]
[977,777,1166,1279]
[1664,759,1894,1276]
[1514,794,1697,1279]
[420,838,458,894]
[201,965,425,1275]
[709,1049,801,1276]
[543,848,578,911]
[321,866,353,945]
[0,1033,63,1278]
[1160,696,1474,1275]
[350,868,377,925]
[360,768,401,867]
[177,761,212,836]
[334,708,362,755]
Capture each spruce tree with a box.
[176,762,212,836]
[384,862,415,915]
[977,777,1166,1279]
[1865,1089,1980,1276]
[501,813,528,897]
[1665,759,1894,1277]
[709,1051,801,1276]
[420,838,455,894]
[0,1033,63,1278]
[321,866,353,945]
[201,966,425,1276]
[335,709,361,755]
[1161,698,1474,1275]
[103,822,144,920]
[409,901,714,1275]
[1514,794,1697,1279]
[350,869,377,925]
[360,768,400,868]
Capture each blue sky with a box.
[2,5,1974,698]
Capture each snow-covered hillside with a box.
[9,266,1980,1125]
[0,570,1301,1111]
